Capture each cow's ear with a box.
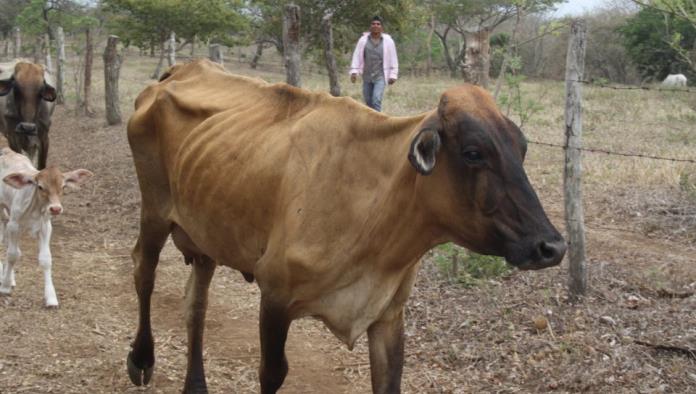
[63,169,94,189]
[40,83,57,102]
[408,128,441,175]
[3,172,35,189]
[0,78,13,97]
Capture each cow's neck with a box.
[353,114,443,271]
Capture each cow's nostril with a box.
[538,240,566,262]
[18,123,37,133]
[49,206,62,215]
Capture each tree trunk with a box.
[564,20,588,302]
[283,4,301,87]
[152,39,166,79]
[321,13,340,96]
[103,35,122,125]
[426,14,435,77]
[494,9,523,100]
[55,27,66,104]
[190,36,196,57]
[167,31,176,66]
[209,44,223,64]
[13,27,20,58]
[250,41,263,69]
[3,38,8,57]
[44,33,53,73]
[463,28,491,88]
[83,27,94,115]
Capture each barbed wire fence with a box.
[551,19,696,302]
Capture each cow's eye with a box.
[462,149,484,164]
[37,184,44,191]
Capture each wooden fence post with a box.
[321,12,341,96]
[103,35,122,125]
[564,19,588,302]
[13,27,20,58]
[283,4,301,87]
[55,27,66,104]
[167,31,176,67]
[82,27,94,115]
[209,44,223,65]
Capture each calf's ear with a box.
[3,172,35,189]
[41,83,57,102]
[64,169,94,189]
[0,78,13,96]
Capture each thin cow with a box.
[126,59,566,393]
[0,60,57,170]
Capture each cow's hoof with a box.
[127,351,154,386]
[44,303,59,310]
[0,288,11,296]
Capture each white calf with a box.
[662,73,687,87]
[0,148,92,307]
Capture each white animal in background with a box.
[662,73,688,87]
[0,148,93,307]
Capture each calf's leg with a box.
[38,220,57,307]
[259,296,291,394]
[127,216,170,386]
[0,220,21,295]
[183,255,216,394]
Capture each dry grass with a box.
[0,48,694,393]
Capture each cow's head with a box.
[3,166,93,216]
[0,62,56,135]
[409,85,565,270]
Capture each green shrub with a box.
[433,243,512,287]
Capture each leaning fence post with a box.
[209,44,223,65]
[103,35,122,125]
[283,4,301,87]
[564,20,588,302]
[55,27,66,104]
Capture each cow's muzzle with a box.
[506,236,566,270]
[16,122,37,135]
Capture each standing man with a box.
[350,16,398,112]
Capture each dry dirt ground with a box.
[0,71,695,393]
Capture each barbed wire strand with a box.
[527,139,696,164]
[569,79,696,94]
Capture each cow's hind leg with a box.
[259,296,291,394]
[127,217,170,386]
[182,255,216,394]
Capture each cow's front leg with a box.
[127,217,170,387]
[0,220,21,295]
[258,296,291,394]
[367,266,418,394]
[367,307,405,394]
[183,256,216,394]
[38,219,57,307]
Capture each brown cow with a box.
[126,59,566,394]
[0,61,57,170]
